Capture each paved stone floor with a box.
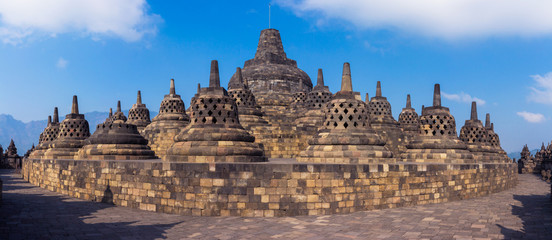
[0,169,551,240]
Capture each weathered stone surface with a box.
[143,79,190,160]
[43,96,91,160]
[165,60,266,163]
[402,84,475,163]
[22,158,517,217]
[295,69,333,132]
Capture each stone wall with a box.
[23,159,517,217]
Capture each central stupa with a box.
[230,29,312,109]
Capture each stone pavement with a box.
[1,169,550,240]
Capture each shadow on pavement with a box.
[0,170,182,239]
[498,182,552,239]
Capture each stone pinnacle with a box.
[229,67,246,89]
[117,101,122,113]
[53,107,59,123]
[47,115,52,125]
[470,101,478,121]
[406,94,411,108]
[197,83,201,93]
[341,62,352,92]
[170,79,176,95]
[109,108,113,117]
[376,81,382,97]
[433,84,441,107]
[485,113,491,128]
[71,95,79,114]
[365,93,369,102]
[137,91,142,104]
[317,68,324,86]
[209,60,220,88]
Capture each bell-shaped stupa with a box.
[142,79,190,160]
[165,60,266,162]
[44,96,91,159]
[398,94,420,135]
[29,108,60,159]
[295,69,333,130]
[459,102,506,162]
[485,113,509,160]
[297,63,394,164]
[78,101,156,160]
[127,90,151,133]
[401,84,474,163]
[368,81,407,155]
[227,67,269,130]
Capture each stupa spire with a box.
[317,68,324,86]
[109,108,113,118]
[433,84,441,107]
[406,94,411,108]
[229,67,246,89]
[470,101,478,121]
[341,62,352,92]
[209,60,220,88]
[197,83,201,93]
[376,81,382,97]
[170,79,176,95]
[365,93,369,102]
[117,101,122,113]
[53,107,59,123]
[137,91,142,104]
[47,116,52,125]
[485,113,491,128]
[71,95,79,114]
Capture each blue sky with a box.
[1,0,552,153]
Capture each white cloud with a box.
[528,72,552,104]
[277,0,552,39]
[56,57,68,69]
[517,111,545,123]
[0,0,160,45]
[442,92,486,106]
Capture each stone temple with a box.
[23,28,517,217]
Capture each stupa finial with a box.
[485,113,491,128]
[170,79,176,95]
[53,107,59,123]
[470,101,478,121]
[109,108,113,117]
[433,84,441,107]
[365,93,369,102]
[406,94,411,108]
[117,101,122,113]
[47,115,52,125]
[137,91,142,104]
[71,95,79,114]
[341,62,352,92]
[376,81,382,97]
[209,60,220,88]
[317,68,324,86]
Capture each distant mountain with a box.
[507,149,539,160]
[0,110,157,154]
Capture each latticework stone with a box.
[295,68,333,131]
[401,84,474,163]
[298,63,394,164]
[43,96,91,160]
[368,81,407,156]
[127,90,151,133]
[485,113,509,160]
[166,60,266,163]
[143,79,190,160]
[29,108,60,159]
[459,102,505,162]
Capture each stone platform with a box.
[23,158,516,217]
[2,170,550,239]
